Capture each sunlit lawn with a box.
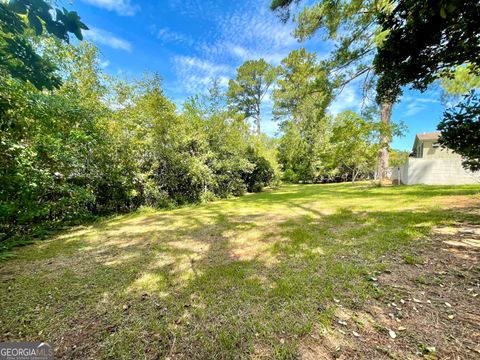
[1,183,479,359]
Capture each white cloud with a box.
[328,84,361,116]
[166,0,328,106]
[81,0,139,16]
[217,7,297,49]
[193,4,297,66]
[150,26,194,46]
[100,59,110,68]
[227,44,288,65]
[229,45,248,59]
[404,102,426,117]
[167,0,300,98]
[174,56,230,74]
[167,0,221,18]
[85,27,132,52]
[401,95,439,104]
[171,56,232,93]
[401,94,440,117]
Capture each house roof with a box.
[412,131,441,152]
[416,131,441,141]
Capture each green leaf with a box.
[78,21,89,31]
[440,6,447,19]
[28,12,43,36]
[7,0,27,14]
[73,28,83,41]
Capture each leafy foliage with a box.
[277,109,380,183]
[438,91,480,171]
[374,0,480,102]
[242,146,276,192]
[274,49,335,183]
[273,48,331,121]
[0,0,88,90]
[270,0,382,93]
[270,0,396,181]
[389,150,410,168]
[0,40,279,250]
[440,64,480,97]
[331,111,379,182]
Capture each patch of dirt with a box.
[53,314,107,359]
[299,209,480,359]
[438,195,480,210]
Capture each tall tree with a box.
[271,0,396,182]
[273,48,331,122]
[227,59,277,135]
[274,48,334,182]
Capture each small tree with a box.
[242,146,275,192]
[227,59,277,135]
[331,111,378,183]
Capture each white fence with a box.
[391,158,480,185]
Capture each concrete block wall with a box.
[392,158,480,185]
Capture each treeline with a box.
[2,0,478,251]
[1,38,403,247]
[0,42,278,246]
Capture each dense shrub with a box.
[0,43,279,250]
[242,147,276,192]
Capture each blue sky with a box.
[67,0,447,151]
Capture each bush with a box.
[142,178,175,209]
[282,169,300,183]
[242,148,276,192]
[200,190,217,203]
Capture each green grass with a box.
[0,183,479,359]
[403,253,425,265]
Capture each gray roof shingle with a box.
[416,131,441,141]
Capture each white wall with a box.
[392,158,480,185]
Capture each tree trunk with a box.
[256,112,261,135]
[352,169,358,183]
[377,101,393,184]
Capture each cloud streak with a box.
[401,94,440,117]
[328,84,362,116]
[167,0,301,99]
[85,27,132,52]
[150,26,194,47]
[172,56,231,93]
[81,0,140,16]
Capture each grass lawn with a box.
[1,183,479,359]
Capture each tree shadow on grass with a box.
[0,196,479,359]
